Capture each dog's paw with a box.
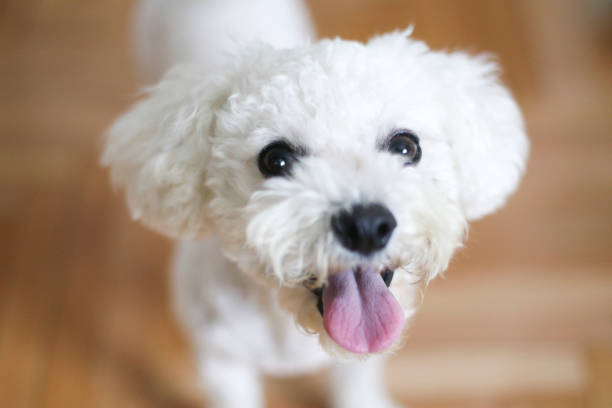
[372,401,405,408]
[334,397,404,408]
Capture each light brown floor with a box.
[1,1,611,407]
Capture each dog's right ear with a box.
[102,66,229,238]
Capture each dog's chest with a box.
[173,239,330,375]
[227,290,331,375]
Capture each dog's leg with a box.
[197,354,262,408]
[330,355,402,408]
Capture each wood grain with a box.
[1,1,611,407]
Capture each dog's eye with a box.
[257,141,299,178]
[387,130,421,165]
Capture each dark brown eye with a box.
[257,141,299,178]
[387,130,421,165]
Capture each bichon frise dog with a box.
[103,0,528,407]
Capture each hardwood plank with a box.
[586,347,612,408]
[388,345,588,399]
[0,1,611,407]
[0,188,79,406]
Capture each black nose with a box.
[331,203,397,256]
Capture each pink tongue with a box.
[322,267,404,354]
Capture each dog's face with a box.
[103,32,528,357]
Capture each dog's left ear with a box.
[102,66,229,238]
[435,51,529,220]
[370,31,529,220]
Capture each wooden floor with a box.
[1,1,611,407]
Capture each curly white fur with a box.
[103,1,528,407]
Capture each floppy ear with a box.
[439,52,529,220]
[102,65,228,238]
[368,31,528,220]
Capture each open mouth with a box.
[309,267,404,354]
[311,268,394,315]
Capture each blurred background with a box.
[1,0,611,407]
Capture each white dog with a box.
[103,1,528,407]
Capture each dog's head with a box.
[103,31,528,357]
